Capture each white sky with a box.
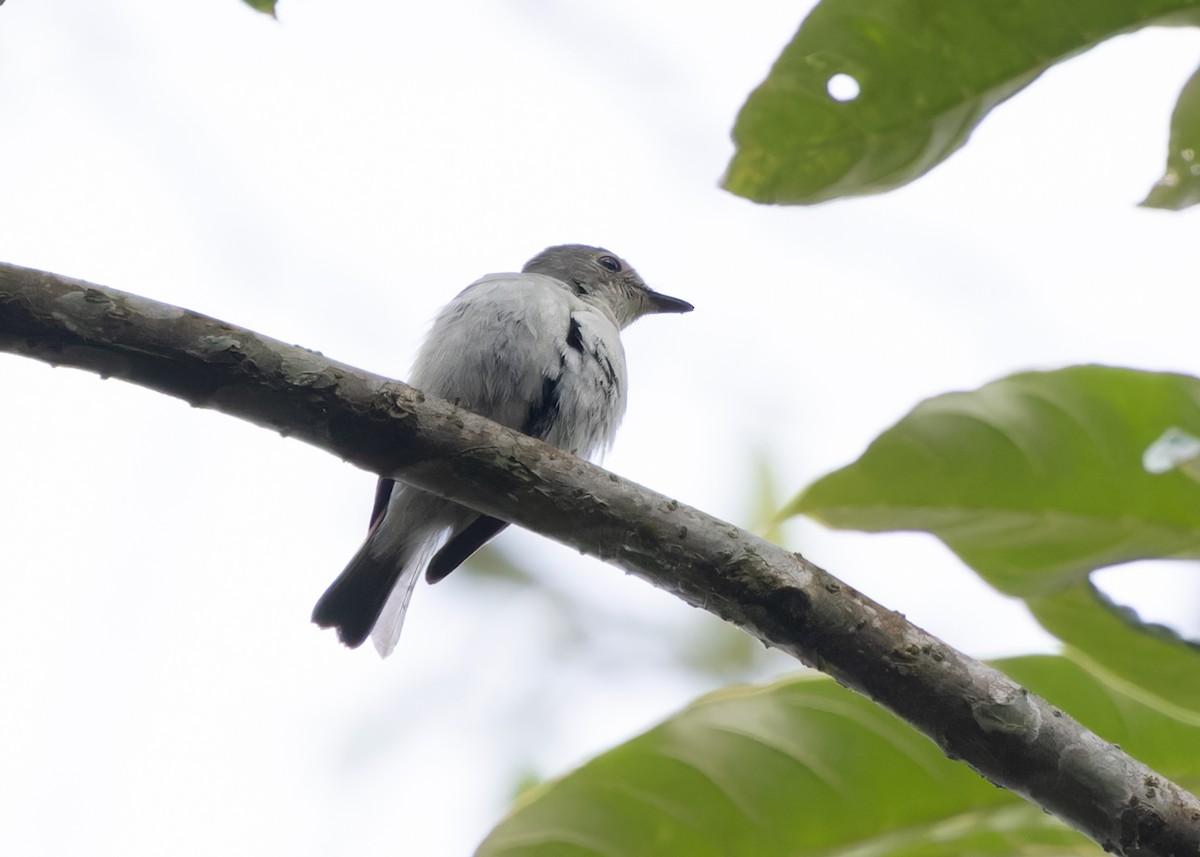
[2,2,1199,855]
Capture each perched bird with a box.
[312,244,693,656]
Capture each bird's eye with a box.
[597,255,622,272]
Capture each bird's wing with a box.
[425,515,509,583]
[414,273,627,454]
[368,477,395,530]
[410,273,580,432]
[539,307,627,458]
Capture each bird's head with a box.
[523,244,693,329]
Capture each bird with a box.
[312,244,693,656]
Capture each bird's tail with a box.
[312,490,454,656]
[310,536,420,654]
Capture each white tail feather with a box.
[370,538,438,658]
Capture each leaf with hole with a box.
[725,0,1200,204]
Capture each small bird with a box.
[312,244,693,656]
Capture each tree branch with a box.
[1,261,1197,856]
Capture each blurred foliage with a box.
[478,655,1200,856]
[461,457,796,683]
[725,0,1200,207]
[747,448,789,545]
[241,0,277,17]
[1142,63,1200,208]
[790,366,1200,714]
[446,441,805,682]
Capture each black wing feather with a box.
[368,478,395,530]
[425,516,510,583]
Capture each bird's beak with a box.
[643,289,694,315]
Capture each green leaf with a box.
[1029,585,1200,719]
[477,655,1200,856]
[789,367,1200,591]
[242,0,277,16]
[788,366,1200,713]
[1001,656,1200,774]
[724,0,1200,204]
[1142,62,1200,209]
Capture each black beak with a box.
[644,289,694,315]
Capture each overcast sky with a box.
[2,2,1199,855]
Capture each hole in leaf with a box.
[1143,426,1200,475]
[826,73,860,102]
[1092,560,1200,644]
